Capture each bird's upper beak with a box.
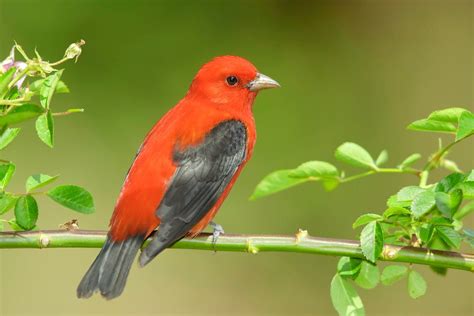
[246,73,280,91]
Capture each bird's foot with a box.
[209,221,225,250]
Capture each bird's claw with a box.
[210,221,225,250]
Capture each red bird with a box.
[77,56,279,299]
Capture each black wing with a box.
[138,120,247,266]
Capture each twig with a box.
[0,230,472,271]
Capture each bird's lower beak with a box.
[247,73,280,91]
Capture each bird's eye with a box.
[226,76,239,86]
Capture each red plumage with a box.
[77,56,279,299]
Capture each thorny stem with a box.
[0,230,473,272]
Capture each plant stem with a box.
[0,230,472,271]
[340,168,420,183]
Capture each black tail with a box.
[77,235,144,300]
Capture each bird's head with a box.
[188,56,280,107]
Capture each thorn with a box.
[295,229,308,243]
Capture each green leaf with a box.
[337,257,363,279]
[352,213,383,229]
[430,266,448,276]
[250,170,308,200]
[397,186,425,202]
[0,162,16,190]
[335,142,377,170]
[407,119,456,133]
[411,190,436,218]
[0,193,18,215]
[289,161,338,179]
[330,274,365,316]
[435,226,462,249]
[0,127,21,150]
[383,207,411,219]
[14,195,38,230]
[29,79,69,94]
[428,107,468,123]
[419,223,434,245]
[0,103,44,126]
[454,201,474,220]
[458,182,474,199]
[455,110,474,141]
[8,219,24,231]
[435,189,462,218]
[386,194,410,208]
[360,221,383,263]
[35,110,54,148]
[354,261,380,289]
[0,68,16,98]
[375,150,388,166]
[25,174,59,192]
[466,170,474,182]
[407,270,427,299]
[381,265,408,286]
[40,69,64,109]
[398,153,422,169]
[47,185,95,214]
[435,173,465,193]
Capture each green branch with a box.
[0,230,472,271]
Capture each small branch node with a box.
[295,229,308,243]
[39,235,50,248]
[246,239,259,254]
[382,245,399,260]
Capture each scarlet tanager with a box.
[77,56,280,299]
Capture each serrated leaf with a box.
[375,150,388,166]
[411,190,436,218]
[0,68,16,98]
[337,257,363,279]
[419,223,434,245]
[381,265,408,286]
[25,174,59,192]
[428,107,468,123]
[407,119,456,133]
[335,142,377,170]
[398,153,422,169]
[435,189,462,218]
[289,160,338,179]
[354,261,380,289]
[0,103,44,126]
[14,195,38,230]
[40,69,64,108]
[435,173,466,193]
[0,162,15,190]
[352,213,383,229]
[47,185,95,213]
[386,195,411,208]
[0,193,18,215]
[383,207,411,218]
[29,79,69,94]
[35,110,54,148]
[455,110,474,141]
[360,221,383,263]
[458,182,474,199]
[0,128,21,150]
[408,270,427,299]
[250,170,308,200]
[330,274,365,316]
[397,186,425,202]
[435,226,462,249]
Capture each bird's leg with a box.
[209,221,225,248]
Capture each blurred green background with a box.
[0,0,472,315]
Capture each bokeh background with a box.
[0,0,473,315]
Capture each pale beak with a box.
[246,73,280,91]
